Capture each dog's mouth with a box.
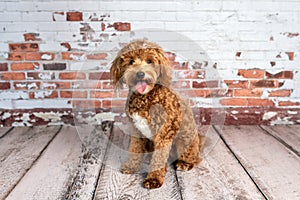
[134,79,153,94]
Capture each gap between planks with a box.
[214,125,300,200]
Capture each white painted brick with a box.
[13,99,72,109]
[0,32,23,42]
[68,1,99,11]
[39,42,63,52]
[36,2,69,11]
[191,1,222,11]
[0,100,13,109]
[1,22,38,33]
[6,2,37,11]
[0,42,9,52]
[0,91,29,100]
[0,12,22,22]
[22,12,53,22]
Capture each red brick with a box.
[171,61,189,70]
[112,22,131,31]
[268,90,291,97]
[180,90,207,97]
[62,52,84,60]
[172,80,190,89]
[285,52,294,61]
[14,81,40,90]
[234,89,262,97]
[86,53,107,60]
[8,53,25,61]
[0,82,10,90]
[89,72,110,80]
[43,63,66,70]
[0,72,25,80]
[102,100,126,108]
[101,23,106,31]
[250,80,279,88]
[192,80,219,88]
[164,52,176,62]
[102,81,114,89]
[71,100,101,109]
[67,12,83,21]
[0,63,8,71]
[90,91,114,98]
[266,71,293,79]
[206,89,233,97]
[238,69,265,79]
[60,42,71,51]
[220,98,247,106]
[60,91,87,98]
[247,99,274,107]
[24,33,41,41]
[279,101,300,106]
[9,43,39,52]
[59,72,86,80]
[224,80,248,88]
[11,62,38,71]
[72,81,101,89]
[175,70,205,79]
[25,52,55,61]
[43,82,71,89]
[270,61,276,67]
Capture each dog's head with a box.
[110,40,171,94]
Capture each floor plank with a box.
[215,125,300,200]
[176,126,265,200]
[260,125,300,156]
[95,125,182,200]
[65,123,113,200]
[0,126,60,200]
[0,127,13,138]
[6,126,81,200]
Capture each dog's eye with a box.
[129,59,135,65]
[147,59,153,64]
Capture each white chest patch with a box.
[131,113,152,139]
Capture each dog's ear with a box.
[110,55,123,89]
[156,49,172,87]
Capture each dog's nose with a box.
[136,71,145,79]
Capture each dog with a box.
[110,40,205,189]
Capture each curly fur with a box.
[110,39,205,189]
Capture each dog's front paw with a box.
[120,163,139,174]
[175,160,195,171]
[143,178,163,189]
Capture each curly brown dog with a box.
[110,40,205,189]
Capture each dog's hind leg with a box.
[175,130,202,171]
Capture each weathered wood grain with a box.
[176,126,265,200]
[0,126,60,200]
[0,127,13,138]
[95,125,182,200]
[6,126,81,200]
[261,125,300,156]
[215,125,300,200]
[64,123,113,200]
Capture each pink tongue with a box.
[135,81,147,94]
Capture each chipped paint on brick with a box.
[75,112,119,125]
[270,116,293,125]
[262,111,277,120]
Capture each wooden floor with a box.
[0,124,299,200]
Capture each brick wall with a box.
[0,0,299,126]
